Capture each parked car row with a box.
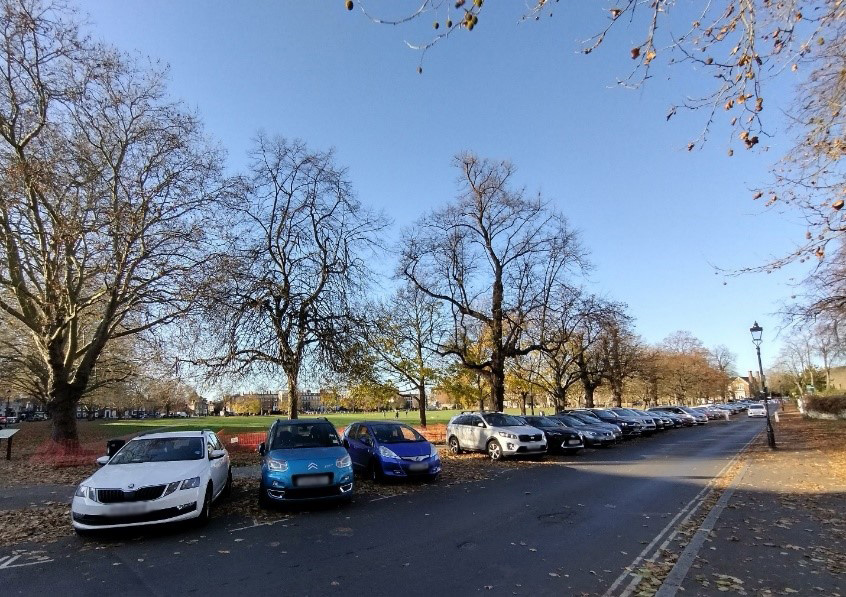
[71,404,750,533]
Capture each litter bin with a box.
[106,439,126,457]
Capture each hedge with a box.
[803,395,846,417]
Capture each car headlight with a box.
[163,481,181,496]
[75,485,97,501]
[180,477,201,490]
[498,432,517,440]
[336,454,352,468]
[379,446,399,459]
[429,444,439,458]
[583,431,597,437]
[268,459,289,472]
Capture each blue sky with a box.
[84,1,807,376]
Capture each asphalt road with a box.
[2,418,763,596]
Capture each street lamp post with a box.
[749,321,776,449]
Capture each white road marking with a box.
[603,431,760,597]
[654,464,750,597]
[0,551,53,571]
[229,517,290,533]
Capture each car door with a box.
[349,425,375,470]
[453,416,471,449]
[344,424,365,470]
[206,433,227,495]
[466,415,486,450]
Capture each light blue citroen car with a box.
[258,418,353,506]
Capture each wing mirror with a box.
[96,455,110,466]
[476,422,485,428]
[361,436,373,447]
[209,449,226,460]
[258,442,266,456]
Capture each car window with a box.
[347,423,359,438]
[110,437,204,464]
[370,424,425,443]
[482,413,524,427]
[356,426,371,441]
[270,422,341,449]
[208,432,223,451]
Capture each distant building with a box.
[225,391,282,414]
[730,371,761,399]
[828,365,846,392]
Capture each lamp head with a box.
[750,321,763,346]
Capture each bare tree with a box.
[573,298,622,408]
[198,135,388,419]
[362,284,445,427]
[0,0,224,444]
[400,152,587,412]
[511,288,601,412]
[709,344,737,402]
[598,308,641,408]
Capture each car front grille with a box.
[97,485,166,504]
[519,434,542,442]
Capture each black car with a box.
[550,414,617,447]
[520,416,584,454]
[571,409,643,437]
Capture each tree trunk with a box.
[49,385,81,446]
[491,271,505,412]
[519,392,527,415]
[553,387,566,413]
[417,381,427,428]
[611,380,623,408]
[287,376,299,419]
[583,384,596,408]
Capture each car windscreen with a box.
[482,413,525,427]
[271,423,341,450]
[110,437,204,464]
[526,417,561,427]
[615,408,639,417]
[570,412,599,423]
[554,415,585,427]
[371,423,425,443]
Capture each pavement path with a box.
[0,418,766,595]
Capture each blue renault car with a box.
[341,421,441,482]
[258,418,353,506]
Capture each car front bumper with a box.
[378,457,442,478]
[71,487,203,530]
[262,467,355,502]
[501,440,546,456]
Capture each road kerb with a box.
[653,463,749,597]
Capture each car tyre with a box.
[368,460,382,483]
[196,484,212,526]
[258,484,271,509]
[448,436,462,455]
[487,439,503,461]
[221,468,233,500]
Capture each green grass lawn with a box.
[101,409,474,434]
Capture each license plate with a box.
[408,462,428,472]
[567,440,580,445]
[108,502,149,516]
[295,474,330,487]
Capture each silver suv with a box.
[446,412,547,460]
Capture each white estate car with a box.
[747,403,767,417]
[71,431,231,533]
